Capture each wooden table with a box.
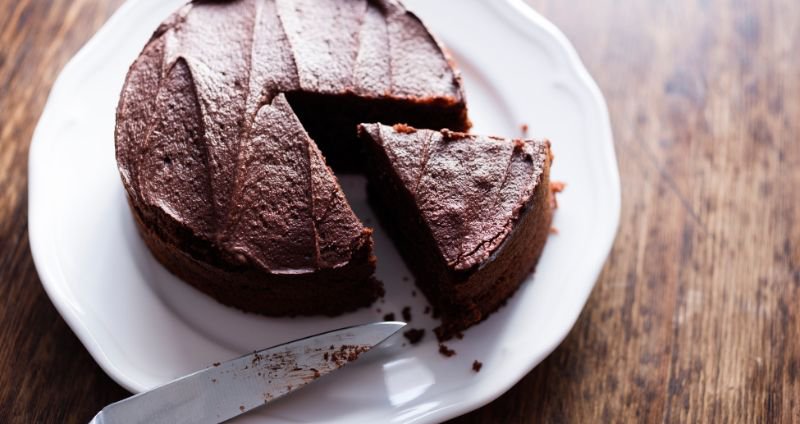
[1,0,798,422]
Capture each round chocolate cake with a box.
[115,0,470,316]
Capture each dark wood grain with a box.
[0,0,798,422]
[0,1,129,422]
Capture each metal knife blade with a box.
[90,321,406,424]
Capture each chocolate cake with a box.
[115,0,469,315]
[358,124,553,340]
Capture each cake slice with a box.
[358,123,553,340]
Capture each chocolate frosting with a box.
[359,124,549,271]
[116,0,463,273]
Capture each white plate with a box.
[28,0,620,422]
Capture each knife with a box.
[90,321,406,424]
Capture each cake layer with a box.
[130,199,382,316]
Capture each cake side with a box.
[129,198,382,316]
[359,123,553,339]
[436,166,551,339]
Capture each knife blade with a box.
[90,321,406,424]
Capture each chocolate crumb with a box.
[423,306,431,314]
[411,290,417,297]
[212,362,220,367]
[472,360,483,372]
[439,344,456,357]
[521,123,529,135]
[403,328,425,345]
[402,276,410,282]
[211,378,217,383]
[393,123,417,134]
[323,352,329,361]
[402,306,412,322]
[326,344,370,366]
[550,181,565,209]
[455,332,464,340]
[239,405,245,412]
[440,129,467,141]
[550,227,559,234]
[383,313,396,321]
[376,308,381,313]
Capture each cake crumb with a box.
[551,181,566,193]
[383,313,396,321]
[550,181,565,209]
[521,123,529,135]
[326,345,370,366]
[472,360,483,372]
[550,227,559,234]
[439,344,456,357]
[440,128,467,141]
[239,406,245,412]
[393,123,417,134]
[402,306,412,322]
[403,328,425,345]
